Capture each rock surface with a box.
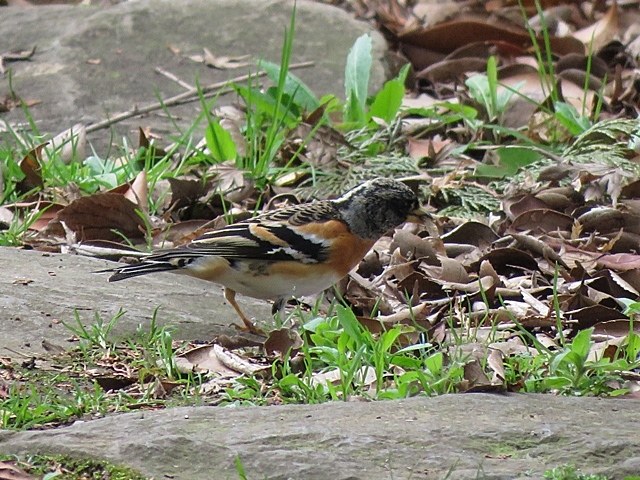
[0,0,386,154]
[1,394,639,480]
[0,247,270,360]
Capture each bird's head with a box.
[333,178,428,240]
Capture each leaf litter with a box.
[3,0,640,411]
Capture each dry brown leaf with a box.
[0,462,38,480]
[47,193,146,242]
[16,144,45,195]
[400,20,584,71]
[573,2,619,52]
[460,358,493,392]
[167,177,209,209]
[592,320,640,338]
[473,248,539,276]
[440,221,499,247]
[503,194,549,220]
[510,209,574,233]
[264,328,304,357]
[176,345,239,376]
[597,253,640,271]
[416,58,488,83]
[202,48,252,69]
[567,304,628,329]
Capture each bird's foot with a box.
[232,321,266,336]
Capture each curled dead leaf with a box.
[16,144,46,195]
[264,328,304,357]
[47,193,146,242]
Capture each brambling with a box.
[105,178,427,334]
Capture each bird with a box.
[104,178,427,334]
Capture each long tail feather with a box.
[105,262,178,282]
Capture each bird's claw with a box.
[232,321,265,336]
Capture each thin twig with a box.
[86,61,315,133]
[154,66,194,90]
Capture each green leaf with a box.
[336,305,363,346]
[368,78,404,123]
[205,120,237,163]
[344,34,372,123]
[367,64,409,123]
[261,60,320,112]
[486,56,498,115]
[625,333,640,361]
[424,352,443,375]
[466,74,491,112]
[380,328,403,352]
[474,146,542,178]
[234,84,299,126]
[570,327,594,359]
[496,80,525,112]
[554,101,591,135]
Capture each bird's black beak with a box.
[407,206,432,223]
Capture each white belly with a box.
[215,261,341,300]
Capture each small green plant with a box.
[62,309,126,354]
[223,306,463,405]
[202,3,307,189]
[129,307,181,380]
[466,56,523,126]
[0,204,50,246]
[0,454,148,480]
[505,328,640,396]
[0,378,122,430]
[544,464,608,480]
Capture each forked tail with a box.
[103,260,179,282]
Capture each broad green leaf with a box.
[571,327,594,359]
[205,120,237,163]
[466,74,491,112]
[496,80,525,111]
[336,305,363,346]
[486,56,498,114]
[367,64,409,123]
[368,79,404,123]
[380,328,403,352]
[261,60,320,112]
[474,147,542,178]
[424,351,443,375]
[554,101,591,135]
[344,34,372,123]
[625,333,640,361]
[233,84,299,126]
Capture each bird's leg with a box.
[224,287,264,335]
[271,298,286,319]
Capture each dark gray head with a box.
[332,178,424,240]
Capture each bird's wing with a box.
[184,200,340,262]
[107,201,341,281]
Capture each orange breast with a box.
[294,220,375,277]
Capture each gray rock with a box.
[0,247,270,360]
[1,394,639,479]
[0,0,387,154]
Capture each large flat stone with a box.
[0,0,387,154]
[0,247,270,360]
[1,394,639,479]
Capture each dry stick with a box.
[86,61,315,134]
[154,66,194,90]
